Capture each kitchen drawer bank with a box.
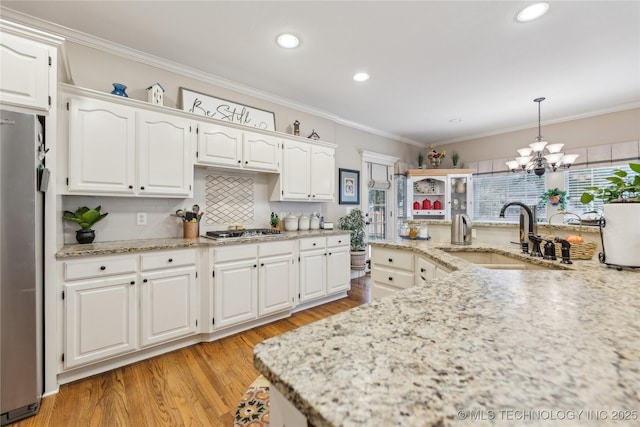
[55,231,350,384]
[255,240,639,427]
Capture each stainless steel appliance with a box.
[203,228,282,241]
[1,110,45,425]
[451,214,472,245]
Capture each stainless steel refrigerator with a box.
[0,110,45,425]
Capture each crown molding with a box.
[1,7,423,147]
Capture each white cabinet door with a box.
[326,246,350,294]
[68,97,136,194]
[64,275,137,368]
[0,32,50,110]
[139,266,197,348]
[310,145,335,201]
[258,254,294,316]
[282,140,311,200]
[213,259,258,329]
[299,249,326,302]
[243,132,281,172]
[137,110,193,197]
[196,122,243,168]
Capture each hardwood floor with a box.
[13,274,371,427]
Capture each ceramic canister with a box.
[298,214,310,230]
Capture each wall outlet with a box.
[471,228,477,239]
[136,212,147,226]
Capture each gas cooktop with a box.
[203,228,283,241]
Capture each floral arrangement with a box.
[428,145,445,160]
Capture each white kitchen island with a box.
[254,239,640,427]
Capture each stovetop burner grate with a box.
[204,228,282,240]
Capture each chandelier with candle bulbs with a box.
[506,97,579,176]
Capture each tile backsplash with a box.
[205,174,254,225]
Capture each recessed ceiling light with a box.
[517,2,549,22]
[276,33,300,49]
[449,118,462,123]
[353,72,370,82]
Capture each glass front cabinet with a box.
[407,169,473,220]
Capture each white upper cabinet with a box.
[271,139,336,202]
[0,20,62,111]
[310,145,335,201]
[196,123,280,172]
[136,110,193,196]
[64,89,194,198]
[68,97,136,194]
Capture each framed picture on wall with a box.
[339,168,360,205]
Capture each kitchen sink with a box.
[441,249,569,270]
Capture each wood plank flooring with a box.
[12,274,371,427]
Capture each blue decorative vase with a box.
[111,83,128,97]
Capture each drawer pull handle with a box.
[388,276,393,281]
[130,281,135,285]
[140,186,145,190]
[100,266,106,271]
[168,258,173,262]
[388,258,393,263]
[128,185,133,189]
[143,279,148,283]
[313,243,316,246]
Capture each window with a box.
[473,174,546,221]
[564,164,633,215]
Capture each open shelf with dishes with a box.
[407,169,473,220]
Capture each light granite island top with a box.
[254,239,640,427]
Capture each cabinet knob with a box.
[312,243,316,246]
[253,264,257,268]
[140,186,145,190]
[388,258,393,263]
[143,279,148,283]
[260,263,264,267]
[338,240,342,243]
[168,258,173,262]
[308,194,311,198]
[238,160,241,164]
[421,267,426,273]
[130,281,135,285]
[245,161,248,164]
[312,195,316,198]
[100,266,106,271]
[328,252,332,255]
[128,185,133,189]
[388,276,393,281]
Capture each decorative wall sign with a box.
[179,87,276,131]
[339,168,360,205]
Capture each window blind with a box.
[473,174,546,221]
[564,164,633,215]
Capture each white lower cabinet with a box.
[211,241,294,331]
[64,274,137,369]
[61,249,198,370]
[299,235,350,303]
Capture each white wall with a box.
[58,42,420,243]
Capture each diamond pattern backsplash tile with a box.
[205,175,254,225]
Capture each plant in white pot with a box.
[580,162,640,268]
[338,208,367,270]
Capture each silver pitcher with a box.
[451,214,472,245]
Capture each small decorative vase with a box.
[430,158,441,168]
[111,83,128,97]
[76,229,95,244]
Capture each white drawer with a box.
[214,244,258,263]
[371,266,414,290]
[327,234,349,248]
[140,249,197,271]
[415,256,436,281]
[299,237,326,251]
[64,256,137,281]
[259,240,294,257]
[371,247,414,271]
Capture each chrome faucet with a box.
[499,202,538,255]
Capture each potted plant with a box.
[338,208,367,270]
[540,187,567,210]
[63,206,108,244]
[451,151,460,168]
[417,153,424,169]
[580,162,640,268]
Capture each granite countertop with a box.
[254,239,640,427]
[56,229,349,258]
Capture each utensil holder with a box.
[183,221,199,238]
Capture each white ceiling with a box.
[3,1,639,146]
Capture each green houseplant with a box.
[338,208,367,270]
[63,206,108,244]
[417,153,424,169]
[579,163,640,268]
[540,187,567,210]
[451,151,460,168]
